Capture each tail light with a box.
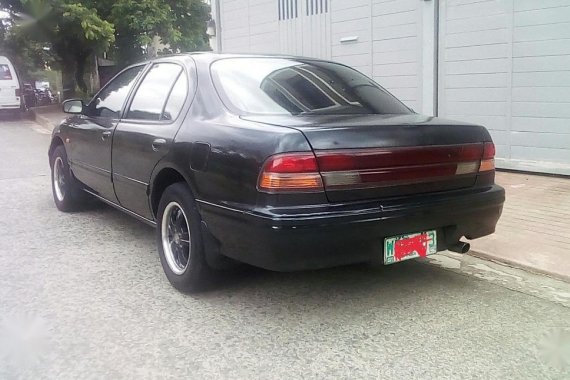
[479,142,495,172]
[258,152,324,193]
[15,88,22,97]
[259,143,495,193]
[316,144,485,190]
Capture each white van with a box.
[0,56,22,114]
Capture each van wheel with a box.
[50,145,87,212]
[156,183,212,292]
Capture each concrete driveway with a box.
[0,118,569,379]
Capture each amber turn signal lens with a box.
[479,159,495,172]
[259,172,323,192]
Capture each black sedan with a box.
[49,53,505,292]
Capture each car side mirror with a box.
[63,99,84,114]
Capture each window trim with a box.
[159,70,186,122]
[121,61,189,125]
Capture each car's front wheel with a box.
[50,145,88,212]
[156,183,211,292]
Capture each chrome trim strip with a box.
[112,172,149,186]
[195,199,246,215]
[73,159,111,175]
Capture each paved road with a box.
[0,118,569,379]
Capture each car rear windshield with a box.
[211,58,412,116]
[0,64,13,80]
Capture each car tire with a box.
[50,145,87,212]
[156,183,212,292]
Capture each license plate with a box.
[384,230,437,265]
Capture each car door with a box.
[67,65,146,202]
[112,62,193,219]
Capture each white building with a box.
[209,0,570,175]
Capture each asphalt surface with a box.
[0,117,569,379]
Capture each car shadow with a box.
[85,200,470,305]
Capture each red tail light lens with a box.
[315,144,486,189]
[317,144,484,172]
[15,88,22,97]
[262,153,319,173]
[480,142,495,172]
[259,143,496,193]
[258,153,324,193]
[483,142,495,159]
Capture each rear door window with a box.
[0,64,13,80]
[126,63,183,121]
[161,72,188,121]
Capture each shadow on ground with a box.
[86,199,470,305]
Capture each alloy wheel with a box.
[53,156,66,202]
[161,201,192,275]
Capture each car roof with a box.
[150,52,332,65]
[118,52,338,76]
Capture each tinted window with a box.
[162,73,188,121]
[0,64,13,80]
[211,58,412,116]
[127,63,182,121]
[89,66,144,118]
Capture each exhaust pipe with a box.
[449,241,470,254]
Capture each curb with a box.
[31,111,56,131]
[29,106,60,132]
[469,249,570,283]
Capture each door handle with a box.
[152,138,167,152]
[101,130,112,140]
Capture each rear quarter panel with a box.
[172,106,316,208]
[158,57,326,211]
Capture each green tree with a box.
[107,0,211,65]
[1,0,115,95]
[0,0,210,97]
[0,0,55,79]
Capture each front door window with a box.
[87,66,145,119]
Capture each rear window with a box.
[0,64,13,80]
[211,58,411,116]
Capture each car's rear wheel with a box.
[50,145,87,212]
[156,183,211,292]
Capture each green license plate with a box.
[384,230,437,265]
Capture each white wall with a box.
[218,0,280,52]
[218,1,431,113]
[372,0,422,113]
[438,0,570,174]
[330,0,372,76]
[219,0,330,57]
[510,0,570,171]
[328,0,428,113]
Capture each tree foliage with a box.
[0,0,56,78]
[108,0,211,65]
[0,0,210,95]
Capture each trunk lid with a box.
[244,114,492,202]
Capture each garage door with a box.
[438,0,570,175]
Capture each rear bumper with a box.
[0,104,21,110]
[198,185,505,271]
